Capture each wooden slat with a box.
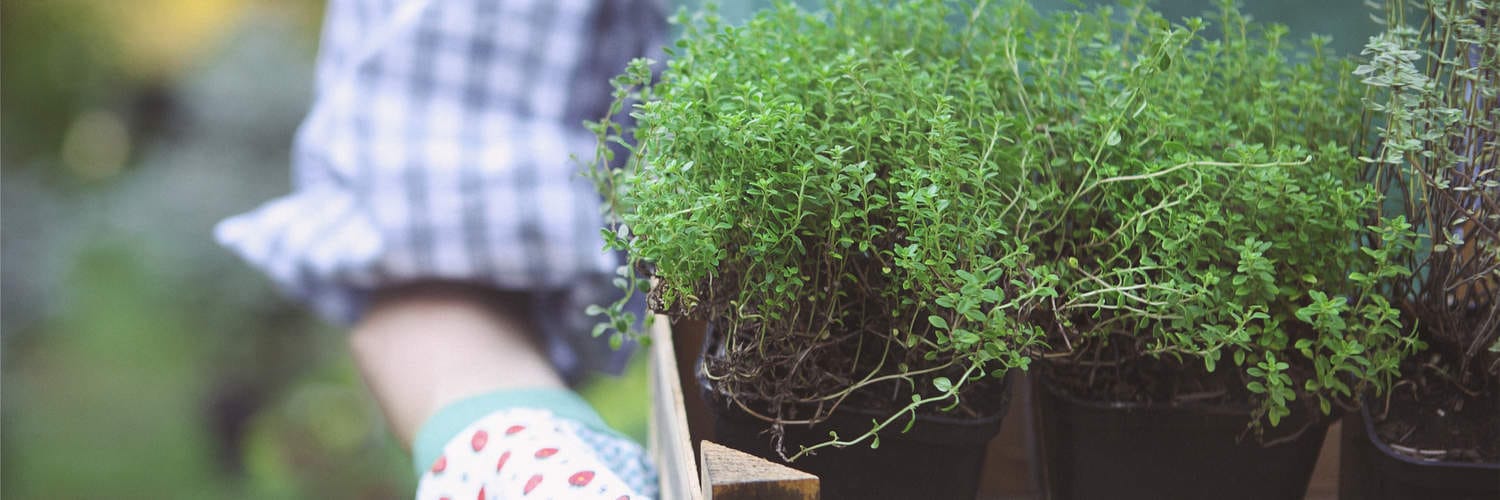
[649,315,705,500]
[977,372,1038,498]
[1305,421,1342,500]
[699,440,819,500]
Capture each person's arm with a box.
[348,282,562,449]
[216,0,667,496]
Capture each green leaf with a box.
[927,315,949,330]
[1269,408,1286,427]
[953,330,980,345]
[933,377,953,392]
[1294,339,1314,357]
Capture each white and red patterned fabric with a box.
[416,408,655,500]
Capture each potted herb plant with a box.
[1002,1,1423,499]
[1340,1,1500,498]
[584,1,1056,498]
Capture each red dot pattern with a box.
[417,412,645,499]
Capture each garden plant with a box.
[1009,2,1430,497]
[586,0,1058,496]
[1341,0,1498,497]
[586,0,1432,496]
[1022,0,1421,436]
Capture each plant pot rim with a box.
[1359,401,1500,471]
[696,361,1012,428]
[1035,370,1331,500]
[1035,371,1262,417]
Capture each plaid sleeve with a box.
[216,0,664,374]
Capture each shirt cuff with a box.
[410,388,629,479]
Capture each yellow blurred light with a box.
[92,0,249,79]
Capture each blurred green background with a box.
[0,1,1373,498]
[1,1,649,498]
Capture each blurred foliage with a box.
[1,1,646,498]
[2,0,121,175]
[0,0,323,180]
[1,239,646,499]
[4,243,411,498]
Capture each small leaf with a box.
[933,377,953,392]
[927,315,949,330]
[953,330,980,345]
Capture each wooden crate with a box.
[647,316,818,500]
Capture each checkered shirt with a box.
[216,0,665,379]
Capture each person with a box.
[216,0,666,498]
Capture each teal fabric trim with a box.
[410,388,624,479]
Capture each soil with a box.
[1373,374,1500,463]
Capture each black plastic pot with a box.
[700,367,1011,500]
[704,376,1010,500]
[1033,374,1330,500]
[1338,403,1500,500]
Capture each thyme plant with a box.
[1358,0,1498,392]
[1025,1,1422,434]
[588,0,1426,456]
[589,0,1057,459]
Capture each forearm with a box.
[348,282,564,449]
